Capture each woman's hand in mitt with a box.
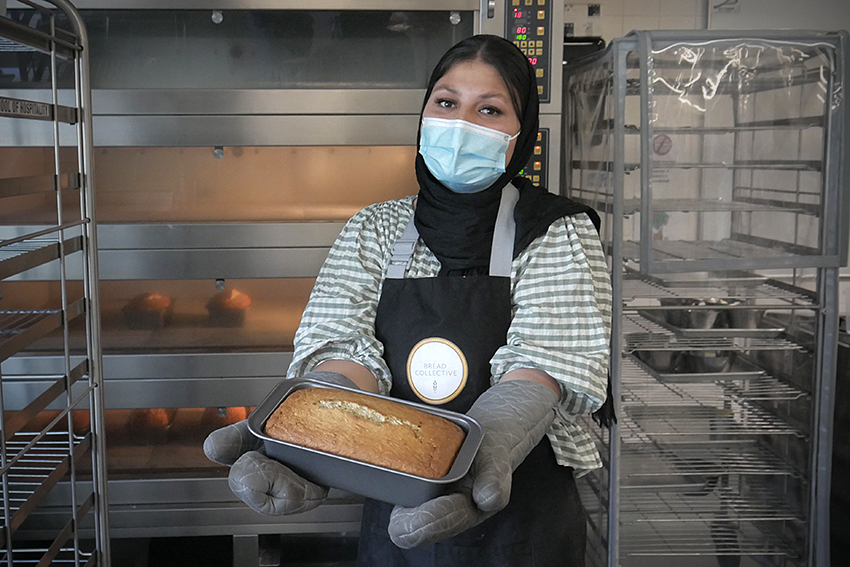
[202,371,358,515]
[388,379,559,548]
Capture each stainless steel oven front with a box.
[0,0,568,551]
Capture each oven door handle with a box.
[487,0,495,18]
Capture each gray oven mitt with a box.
[388,379,559,549]
[203,370,358,516]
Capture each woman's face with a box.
[423,59,522,166]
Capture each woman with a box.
[205,34,611,566]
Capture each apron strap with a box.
[489,183,519,278]
[386,184,519,280]
[386,215,420,279]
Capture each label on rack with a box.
[0,96,50,120]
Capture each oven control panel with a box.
[519,128,548,187]
[507,0,553,103]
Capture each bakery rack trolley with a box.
[0,0,109,565]
[562,30,848,567]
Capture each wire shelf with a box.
[620,239,822,269]
[619,520,799,558]
[620,402,801,439]
[0,310,59,338]
[0,548,94,566]
[0,37,37,52]
[0,240,58,280]
[621,277,815,306]
[620,357,808,405]
[619,483,803,522]
[620,442,799,478]
[0,431,80,518]
[628,335,802,352]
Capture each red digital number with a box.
[514,10,522,18]
[516,26,527,34]
[529,57,538,65]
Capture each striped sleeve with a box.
[286,197,415,395]
[490,212,612,472]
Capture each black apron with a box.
[360,185,586,567]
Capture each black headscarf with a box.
[413,35,596,276]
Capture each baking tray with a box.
[638,308,785,339]
[247,378,483,507]
[632,351,766,383]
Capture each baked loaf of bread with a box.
[127,292,172,311]
[264,387,465,479]
[206,289,252,327]
[123,292,173,329]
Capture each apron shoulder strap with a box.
[386,184,519,280]
[489,183,519,278]
[386,214,419,279]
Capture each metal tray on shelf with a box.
[637,308,785,339]
[632,351,767,382]
[637,269,769,288]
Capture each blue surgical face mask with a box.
[419,117,520,194]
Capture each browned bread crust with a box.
[207,289,252,310]
[127,292,172,311]
[264,387,465,479]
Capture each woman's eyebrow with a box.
[431,85,458,95]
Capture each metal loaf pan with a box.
[247,378,483,507]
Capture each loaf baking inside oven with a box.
[123,292,173,329]
[206,289,252,327]
[264,387,465,479]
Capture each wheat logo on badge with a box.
[406,337,468,404]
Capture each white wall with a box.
[708,0,850,32]
[566,0,849,42]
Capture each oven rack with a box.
[622,312,805,352]
[620,358,808,404]
[0,235,83,281]
[0,430,92,546]
[0,549,95,567]
[0,300,85,363]
[619,402,802,441]
[621,276,816,306]
[618,520,798,559]
[618,483,804,523]
[619,238,824,271]
[619,442,800,478]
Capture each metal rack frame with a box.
[0,0,109,564]
[564,30,848,567]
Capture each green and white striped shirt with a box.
[287,195,612,474]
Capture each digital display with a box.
[507,0,551,102]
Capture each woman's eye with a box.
[480,106,502,116]
[435,99,455,109]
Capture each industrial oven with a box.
[0,0,571,562]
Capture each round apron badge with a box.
[406,337,468,404]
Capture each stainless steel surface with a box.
[90,89,427,116]
[5,222,344,280]
[248,378,483,507]
[0,114,423,147]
